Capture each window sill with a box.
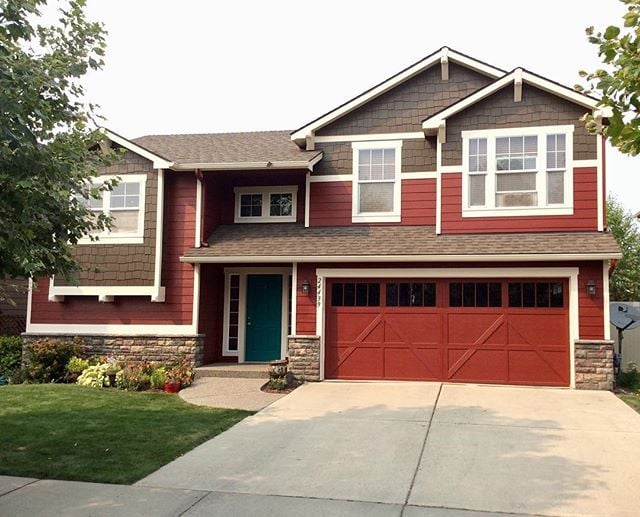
[352,213,401,223]
[234,216,297,224]
[462,206,573,218]
[77,235,144,245]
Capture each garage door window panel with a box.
[449,282,502,307]
[508,281,564,308]
[331,282,380,307]
[386,282,436,307]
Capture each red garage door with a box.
[325,279,570,386]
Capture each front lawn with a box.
[0,384,252,484]
[619,393,640,414]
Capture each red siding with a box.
[309,179,436,227]
[295,263,317,335]
[30,172,197,325]
[293,261,605,342]
[402,179,436,225]
[441,168,598,233]
[578,261,605,339]
[309,181,352,226]
[198,264,226,363]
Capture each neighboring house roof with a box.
[181,224,621,263]
[131,130,322,170]
[290,47,506,144]
[422,68,609,135]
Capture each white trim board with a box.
[314,132,425,144]
[314,266,580,387]
[25,323,198,336]
[291,47,504,143]
[152,169,165,302]
[181,252,622,264]
[103,128,174,169]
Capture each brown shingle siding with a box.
[316,63,493,136]
[442,85,597,166]
[314,142,352,176]
[57,152,157,287]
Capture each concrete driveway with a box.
[139,382,640,516]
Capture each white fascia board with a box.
[25,323,197,336]
[315,266,579,279]
[180,252,622,264]
[309,174,353,183]
[422,69,601,131]
[50,286,158,297]
[171,159,321,171]
[102,129,174,169]
[291,48,504,142]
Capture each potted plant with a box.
[164,360,194,393]
[102,356,120,388]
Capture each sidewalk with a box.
[0,476,404,516]
[178,377,285,410]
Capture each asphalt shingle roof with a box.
[183,224,621,260]
[132,130,320,166]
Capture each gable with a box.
[316,63,493,136]
[441,83,596,166]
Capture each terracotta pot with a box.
[164,381,181,393]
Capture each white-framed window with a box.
[461,125,574,218]
[351,140,402,223]
[77,174,147,244]
[233,185,298,223]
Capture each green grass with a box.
[619,393,640,414]
[0,384,252,484]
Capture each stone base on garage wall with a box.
[287,335,321,382]
[574,340,614,390]
[23,334,204,366]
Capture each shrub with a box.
[166,360,195,388]
[24,338,85,383]
[116,364,151,391]
[150,367,166,390]
[618,363,640,391]
[77,363,113,388]
[0,336,23,377]
[66,356,90,373]
[267,377,287,391]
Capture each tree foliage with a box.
[578,0,640,155]
[607,195,640,301]
[0,0,117,299]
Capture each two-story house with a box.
[26,48,620,389]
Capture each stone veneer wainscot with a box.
[287,335,321,382]
[574,339,614,390]
[23,334,204,367]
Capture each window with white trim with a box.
[77,174,146,243]
[234,186,298,223]
[462,126,573,217]
[352,141,402,223]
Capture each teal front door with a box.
[245,274,283,362]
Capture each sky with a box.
[75,0,640,214]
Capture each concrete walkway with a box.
[179,376,286,410]
[3,382,640,516]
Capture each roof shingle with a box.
[131,130,320,166]
[183,224,620,261]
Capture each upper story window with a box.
[351,141,402,223]
[462,125,574,218]
[78,174,146,244]
[234,186,297,223]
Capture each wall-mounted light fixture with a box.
[586,279,597,297]
[301,280,310,294]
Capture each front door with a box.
[245,274,283,362]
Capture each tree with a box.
[0,0,117,301]
[607,195,640,301]
[578,0,640,155]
